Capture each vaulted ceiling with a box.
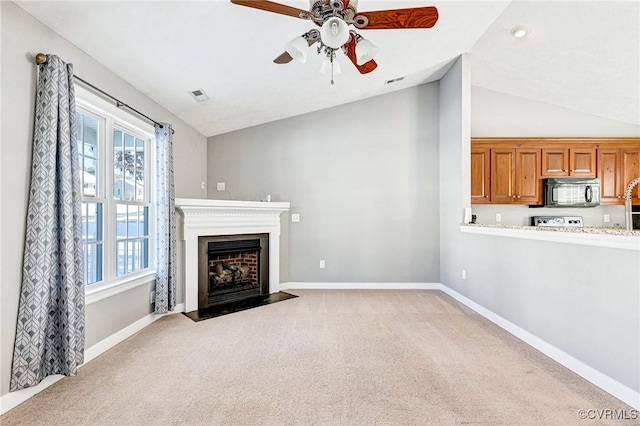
[15,1,639,137]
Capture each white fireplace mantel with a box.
[175,198,290,312]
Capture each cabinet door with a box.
[541,148,568,177]
[471,149,490,203]
[490,149,516,203]
[621,149,640,204]
[570,148,596,177]
[516,149,542,204]
[597,149,622,204]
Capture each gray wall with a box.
[0,1,207,398]
[439,60,640,393]
[456,234,639,393]
[208,84,441,284]
[470,86,640,227]
[438,55,471,295]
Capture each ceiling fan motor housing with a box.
[310,0,357,25]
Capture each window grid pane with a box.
[115,202,150,277]
[114,129,146,203]
[81,201,103,284]
[77,112,99,198]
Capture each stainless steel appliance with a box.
[544,178,600,207]
[531,216,584,228]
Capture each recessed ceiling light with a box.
[510,25,530,38]
[189,89,210,102]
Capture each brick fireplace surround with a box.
[175,198,290,312]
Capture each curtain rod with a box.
[35,53,174,135]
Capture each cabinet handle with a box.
[617,195,622,199]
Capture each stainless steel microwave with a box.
[544,178,600,208]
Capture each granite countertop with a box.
[463,223,640,237]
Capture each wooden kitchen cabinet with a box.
[598,148,623,204]
[470,148,490,203]
[490,148,542,204]
[622,148,640,204]
[471,138,639,205]
[598,148,640,205]
[541,148,596,177]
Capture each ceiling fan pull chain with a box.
[331,51,335,85]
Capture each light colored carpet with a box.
[1,289,635,425]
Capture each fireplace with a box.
[197,234,269,309]
[175,198,290,313]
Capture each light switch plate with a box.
[291,214,300,222]
[216,182,225,191]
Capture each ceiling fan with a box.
[230,0,439,83]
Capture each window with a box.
[76,86,155,292]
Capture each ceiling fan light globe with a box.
[355,39,379,65]
[320,17,350,49]
[285,36,309,63]
[319,56,342,75]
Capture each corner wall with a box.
[207,84,441,285]
[0,1,207,400]
[439,55,471,288]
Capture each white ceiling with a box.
[15,1,640,137]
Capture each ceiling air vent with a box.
[385,76,405,85]
[189,89,210,102]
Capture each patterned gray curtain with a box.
[11,55,85,391]
[154,123,176,313]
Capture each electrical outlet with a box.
[216,182,225,191]
[461,269,466,280]
[150,290,156,305]
[291,214,300,222]
[604,214,611,223]
[496,213,502,222]
[201,181,205,190]
[319,260,325,269]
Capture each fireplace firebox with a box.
[197,234,269,309]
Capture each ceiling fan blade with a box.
[343,36,378,74]
[230,0,313,20]
[274,52,294,64]
[355,6,438,29]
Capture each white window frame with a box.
[76,85,156,305]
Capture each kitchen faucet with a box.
[624,177,640,230]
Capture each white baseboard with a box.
[439,284,640,410]
[280,282,441,291]
[0,375,65,416]
[0,303,185,415]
